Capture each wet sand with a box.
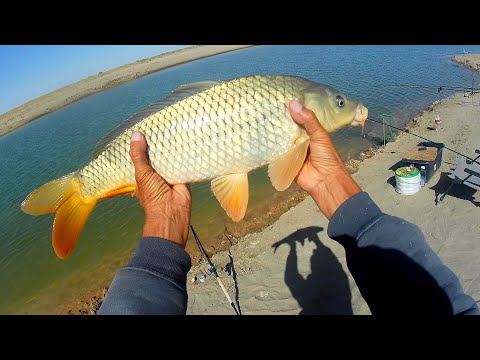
[0,45,254,137]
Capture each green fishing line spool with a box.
[395,166,421,195]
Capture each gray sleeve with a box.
[98,237,191,315]
[327,192,479,315]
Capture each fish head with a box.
[303,83,368,133]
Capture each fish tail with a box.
[21,172,97,259]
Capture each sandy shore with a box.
[453,54,480,73]
[66,54,480,315]
[185,62,480,315]
[0,45,254,137]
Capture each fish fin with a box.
[21,172,97,259]
[173,80,221,92]
[268,136,310,191]
[101,184,136,199]
[21,172,78,215]
[91,80,221,160]
[53,191,96,259]
[211,173,249,222]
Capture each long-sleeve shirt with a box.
[98,192,479,315]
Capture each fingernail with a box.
[131,131,142,142]
[290,100,303,113]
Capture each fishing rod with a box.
[374,84,471,89]
[189,224,241,315]
[366,117,480,165]
[370,84,479,93]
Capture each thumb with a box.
[289,100,328,141]
[129,131,152,174]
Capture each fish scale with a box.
[78,76,306,198]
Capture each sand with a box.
[186,64,480,315]
[0,45,254,137]
[453,54,480,73]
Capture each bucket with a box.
[395,166,421,195]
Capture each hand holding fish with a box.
[130,131,191,249]
[289,101,362,220]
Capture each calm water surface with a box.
[1,45,480,313]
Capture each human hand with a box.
[289,100,362,219]
[129,131,192,248]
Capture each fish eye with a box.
[336,96,345,108]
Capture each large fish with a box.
[21,75,368,259]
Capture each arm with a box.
[288,101,479,315]
[327,192,479,315]
[98,237,191,315]
[99,131,192,315]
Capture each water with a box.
[1,45,480,314]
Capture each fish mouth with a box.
[351,104,368,128]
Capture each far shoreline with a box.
[452,54,480,73]
[0,45,256,137]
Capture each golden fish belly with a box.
[79,76,307,198]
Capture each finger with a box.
[129,131,152,175]
[289,100,328,140]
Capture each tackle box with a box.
[400,141,445,184]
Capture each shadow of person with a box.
[430,172,480,207]
[272,227,353,315]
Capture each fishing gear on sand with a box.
[190,224,240,315]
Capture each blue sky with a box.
[0,45,189,115]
